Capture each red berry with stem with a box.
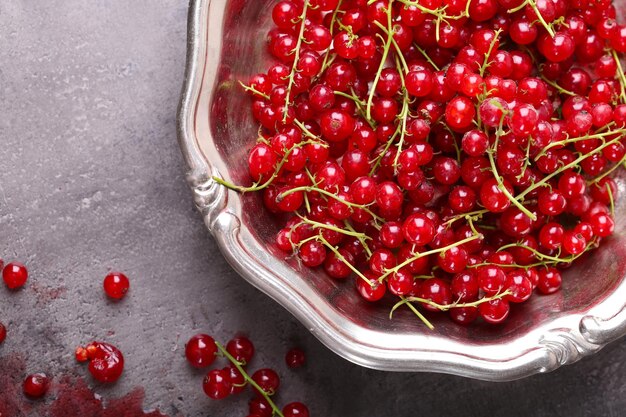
[251,368,280,396]
[285,347,306,368]
[387,269,414,296]
[250,397,273,417]
[283,402,310,417]
[103,272,130,300]
[23,373,50,398]
[185,334,217,369]
[356,272,387,302]
[438,246,468,274]
[477,265,507,295]
[203,369,232,400]
[480,178,513,213]
[590,213,615,237]
[402,213,435,246]
[445,96,476,131]
[562,231,587,255]
[3,262,28,290]
[537,267,562,295]
[450,307,479,325]
[505,270,533,303]
[478,298,510,324]
[418,278,452,312]
[451,271,479,302]
[226,336,255,365]
[225,365,246,394]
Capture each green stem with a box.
[366,0,394,121]
[378,233,483,282]
[539,75,575,97]
[534,128,624,160]
[390,297,434,330]
[215,342,284,417]
[317,235,372,286]
[392,59,411,173]
[487,118,537,220]
[478,29,503,77]
[318,0,343,77]
[413,43,440,71]
[527,0,555,37]
[294,215,371,240]
[612,49,626,104]
[212,139,319,193]
[344,221,373,257]
[588,155,626,185]
[238,81,270,100]
[279,185,383,222]
[283,1,310,121]
[517,136,623,201]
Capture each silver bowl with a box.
[177,0,626,380]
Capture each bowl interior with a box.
[194,0,626,354]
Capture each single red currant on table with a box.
[285,347,306,369]
[103,272,130,299]
[185,334,217,368]
[3,262,28,289]
[0,322,6,344]
[23,373,50,398]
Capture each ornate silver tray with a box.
[177,0,626,380]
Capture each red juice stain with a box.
[29,283,68,307]
[0,354,175,417]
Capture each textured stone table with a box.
[0,1,625,416]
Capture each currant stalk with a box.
[215,342,285,417]
[239,81,270,100]
[506,0,555,37]
[315,234,373,285]
[517,135,624,202]
[612,49,626,104]
[282,1,310,122]
[318,0,344,78]
[293,215,372,240]
[213,138,324,193]
[539,75,575,97]
[392,59,411,173]
[478,29,503,78]
[534,127,626,160]
[344,221,374,257]
[392,290,512,315]
[366,0,394,121]
[278,185,384,222]
[377,232,483,282]
[391,296,434,330]
[487,115,537,220]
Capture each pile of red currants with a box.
[217,0,626,327]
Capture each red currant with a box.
[3,262,28,290]
[185,334,217,368]
[103,272,130,300]
[23,373,50,398]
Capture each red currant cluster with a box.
[218,0,626,327]
[185,334,309,417]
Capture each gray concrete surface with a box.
[1,1,625,416]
